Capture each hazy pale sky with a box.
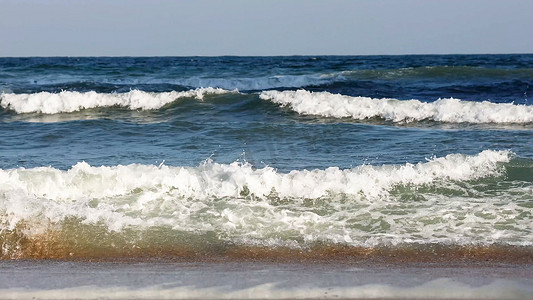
[1,0,532,56]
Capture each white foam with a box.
[260,90,533,123]
[1,279,531,300]
[0,150,510,205]
[3,150,529,247]
[0,88,233,114]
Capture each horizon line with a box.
[2,52,533,58]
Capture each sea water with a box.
[1,55,533,298]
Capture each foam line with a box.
[0,150,510,204]
[2,150,523,249]
[0,88,232,114]
[260,90,533,123]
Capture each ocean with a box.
[1,55,533,299]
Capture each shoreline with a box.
[3,242,533,264]
[1,259,532,299]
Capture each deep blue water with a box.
[1,55,533,171]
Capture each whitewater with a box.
[3,89,533,125]
[3,150,532,259]
[0,88,233,114]
[260,90,533,124]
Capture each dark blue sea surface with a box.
[1,55,532,259]
[1,55,533,170]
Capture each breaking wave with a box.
[260,90,533,124]
[3,150,532,259]
[0,88,233,114]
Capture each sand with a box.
[1,258,532,299]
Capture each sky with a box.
[1,0,532,56]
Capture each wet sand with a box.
[1,258,532,299]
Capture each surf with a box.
[0,88,234,114]
[260,89,533,124]
[3,150,533,260]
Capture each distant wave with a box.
[0,88,233,114]
[0,74,338,93]
[260,90,533,124]
[176,74,335,91]
[336,65,533,80]
[7,65,532,91]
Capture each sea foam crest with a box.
[0,150,510,204]
[0,150,510,230]
[0,88,232,114]
[260,90,533,123]
[2,151,526,246]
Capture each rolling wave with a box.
[0,150,510,206]
[260,90,533,124]
[3,150,532,259]
[4,88,533,125]
[0,88,233,114]
[337,66,533,81]
[175,74,333,91]
[0,73,337,94]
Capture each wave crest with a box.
[0,150,510,205]
[0,88,233,114]
[260,90,533,124]
[3,150,533,257]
